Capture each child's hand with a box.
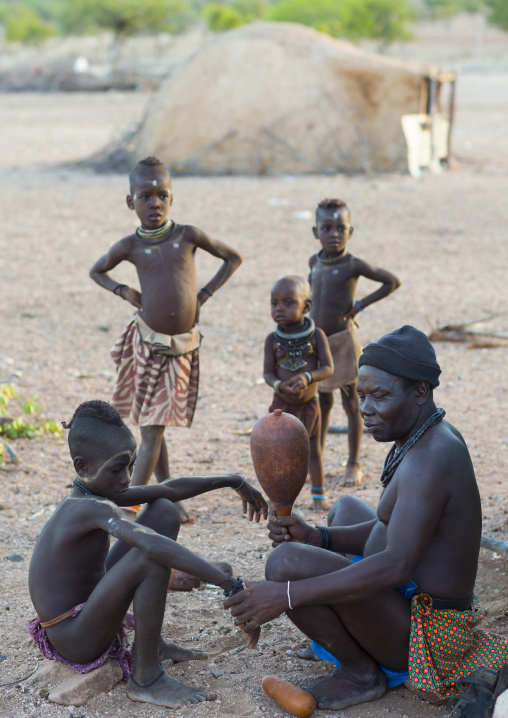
[123,287,143,311]
[343,300,362,321]
[282,375,308,396]
[235,479,269,522]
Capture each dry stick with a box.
[480,536,508,560]
[426,313,508,343]
[0,662,39,687]
[0,438,17,462]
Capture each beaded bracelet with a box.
[113,284,128,298]
[355,300,364,312]
[201,287,213,297]
[304,371,313,385]
[274,380,282,393]
[219,574,244,597]
[317,525,332,551]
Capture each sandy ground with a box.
[1,71,508,718]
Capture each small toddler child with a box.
[263,276,333,510]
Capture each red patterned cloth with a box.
[110,317,199,427]
[269,394,320,438]
[408,593,508,698]
[29,605,135,679]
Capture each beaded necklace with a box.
[72,477,95,496]
[274,317,316,371]
[135,220,176,245]
[317,248,348,265]
[380,408,446,488]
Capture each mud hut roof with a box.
[133,22,453,175]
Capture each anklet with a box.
[311,486,328,501]
[130,670,165,688]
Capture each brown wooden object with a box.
[250,409,310,516]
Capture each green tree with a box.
[0,2,57,42]
[203,3,244,30]
[423,0,483,20]
[485,0,508,31]
[268,0,415,44]
[203,0,266,31]
[58,0,194,39]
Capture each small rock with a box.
[5,553,23,562]
[286,649,295,656]
[212,670,224,678]
[48,659,123,706]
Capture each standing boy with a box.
[90,157,242,516]
[29,400,267,709]
[309,199,400,487]
[264,276,333,510]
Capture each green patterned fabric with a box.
[408,593,508,697]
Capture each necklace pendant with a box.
[280,356,307,371]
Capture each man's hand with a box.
[224,579,287,637]
[122,287,143,311]
[267,511,319,547]
[235,479,268,522]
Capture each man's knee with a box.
[265,544,302,582]
[328,495,374,527]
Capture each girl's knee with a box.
[140,425,165,442]
[139,498,181,536]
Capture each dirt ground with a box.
[1,70,508,718]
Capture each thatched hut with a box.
[133,22,455,175]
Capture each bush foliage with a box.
[0,0,506,45]
[0,384,63,465]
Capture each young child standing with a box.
[309,199,401,487]
[264,276,333,510]
[90,157,242,516]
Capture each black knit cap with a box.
[358,325,441,388]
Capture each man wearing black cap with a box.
[225,326,508,710]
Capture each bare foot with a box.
[127,671,216,708]
[306,667,386,710]
[297,646,320,661]
[311,498,331,512]
[168,569,201,591]
[175,501,196,524]
[159,639,207,663]
[340,463,363,487]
